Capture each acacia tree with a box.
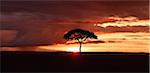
[64,29,97,53]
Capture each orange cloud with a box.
[94,16,150,27]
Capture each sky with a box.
[0,0,150,52]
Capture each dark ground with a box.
[1,52,149,72]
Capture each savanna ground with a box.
[1,51,149,72]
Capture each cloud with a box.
[98,26,149,32]
[0,46,57,51]
[66,40,105,44]
[1,12,149,46]
[1,1,149,19]
[0,30,17,46]
[94,16,150,27]
[1,12,97,46]
[1,1,149,46]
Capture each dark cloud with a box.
[0,1,149,46]
[1,1,149,19]
[0,46,59,51]
[1,12,97,46]
[0,30,17,46]
[66,40,105,44]
[96,26,149,32]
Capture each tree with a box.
[64,28,98,53]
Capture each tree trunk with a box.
[79,42,82,53]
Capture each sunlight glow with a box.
[3,32,148,53]
[36,32,150,53]
[67,47,80,52]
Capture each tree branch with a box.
[77,39,83,43]
[77,39,80,43]
[83,37,87,41]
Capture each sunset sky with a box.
[0,0,149,53]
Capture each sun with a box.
[68,47,79,52]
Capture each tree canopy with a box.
[64,29,97,42]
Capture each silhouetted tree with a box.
[64,29,97,53]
